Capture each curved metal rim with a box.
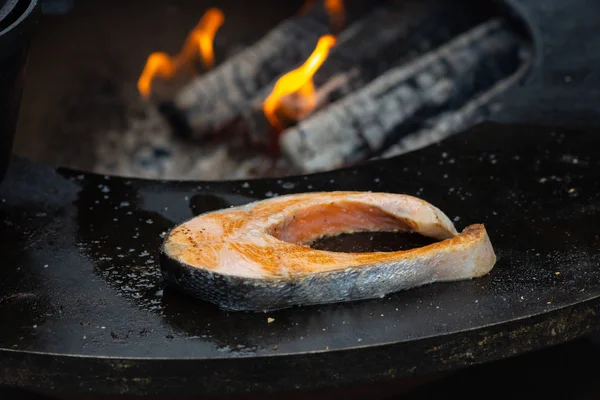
[0,0,18,29]
[0,297,598,397]
[0,0,37,36]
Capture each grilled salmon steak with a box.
[160,191,496,311]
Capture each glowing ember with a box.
[137,8,224,99]
[263,34,337,131]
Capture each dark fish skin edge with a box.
[159,243,461,312]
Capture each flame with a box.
[137,8,225,98]
[263,34,336,130]
[325,0,344,32]
[299,0,344,32]
[137,53,175,98]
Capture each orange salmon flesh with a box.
[160,191,497,311]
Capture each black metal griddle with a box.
[2,0,600,398]
[2,122,600,397]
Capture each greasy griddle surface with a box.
[1,122,600,366]
[4,0,600,395]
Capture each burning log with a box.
[278,18,531,173]
[138,8,225,101]
[240,0,493,148]
[160,0,384,138]
[380,56,531,159]
[306,0,493,109]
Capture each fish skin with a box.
[160,192,497,311]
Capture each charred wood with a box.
[279,19,531,173]
[230,0,495,149]
[160,0,386,138]
[308,0,494,113]
[380,56,531,159]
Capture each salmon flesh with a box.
[160,191,497,311]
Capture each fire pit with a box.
[14,0,531,180]
[5,0,600,398]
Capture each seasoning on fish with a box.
[160,191,497,311]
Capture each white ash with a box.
[94,105,291,180]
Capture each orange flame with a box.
[137,8,225,98]
[299,0,344,32]
[263,34,337,130]
[325,0,344,32]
